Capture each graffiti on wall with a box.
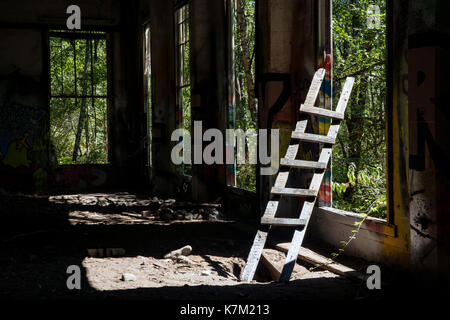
[0,102,45,169]
[318,53,333,207]
[0,71,48,191]
[408,42,450,270]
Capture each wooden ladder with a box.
[241,68,355,283]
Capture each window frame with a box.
[329,0,392,224]
[173,2,192,176]
[47,30,111,165]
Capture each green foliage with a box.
[49,33,108,165]
[236,162,256,192]
[332,0,387,218]
[234,0,257,190]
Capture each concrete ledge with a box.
[315,206,397,238]
[308,206,405,265]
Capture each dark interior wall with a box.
[0,28,48,191]
[405,0,450,284]
[0,0,150,192]
[0,0,120,27]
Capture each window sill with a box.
[315,206,397,238]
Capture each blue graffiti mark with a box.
[0,102,44,159]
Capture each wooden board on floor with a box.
[275,243,366,281]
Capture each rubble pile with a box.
[48,193,224,222]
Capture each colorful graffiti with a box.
[318,53,333,207]
[0,101,46,190]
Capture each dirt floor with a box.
[0,190,386,300]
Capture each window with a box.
[331,0,387,219]
[49,31,109,165]
[143,25,152,166]
[228,0,257,191]
[174,4,191,175]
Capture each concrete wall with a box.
[0,28,48,191]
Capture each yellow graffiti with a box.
[2,133,32,168]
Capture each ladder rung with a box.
[271,187,317,197]
[280,158,327,170]
[261,217,306,226]
[300,104,345,120]
[291,132,336,144]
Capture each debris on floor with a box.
[121,273,137,282]
[48,193,224,224]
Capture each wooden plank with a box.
[295,120,308,133]
[300,104,345,120]
[279,229,304,282]
[280,158,327,170]
[309,148,332,192]
[240,230,269,282]
[260,251,281,282]
[260,217,306,226]
[284,144,299,160]
[291,132,336,144]
[304,68,326,108]
[327,121,341,141]
[271,187,317,197]
[262,200,279,219]
[275,243,366,281]
[323,77,354,141]
[336,77,355,113]
[274,171,289,188]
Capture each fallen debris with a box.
[50,194,225,223]
[121,273,137,281]
[260,249,308,282]
[274,243,366,281]
[87,248,126,258]
[176,255,194,265]
[164,245,193,260]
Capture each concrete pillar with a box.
[257,0,320,216]
[190,0,229,202]
[407,0,450,285]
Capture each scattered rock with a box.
[121,273,137,281]
[201,270,211,276]
[175,212,185,220]
[152,261,167,269]
[176,255,194,265]
[164,245,192,260]
[141,210,152,218]
[160,207,175,221]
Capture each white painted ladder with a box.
[241,68,355,282]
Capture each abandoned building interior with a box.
[0,0,449,302]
